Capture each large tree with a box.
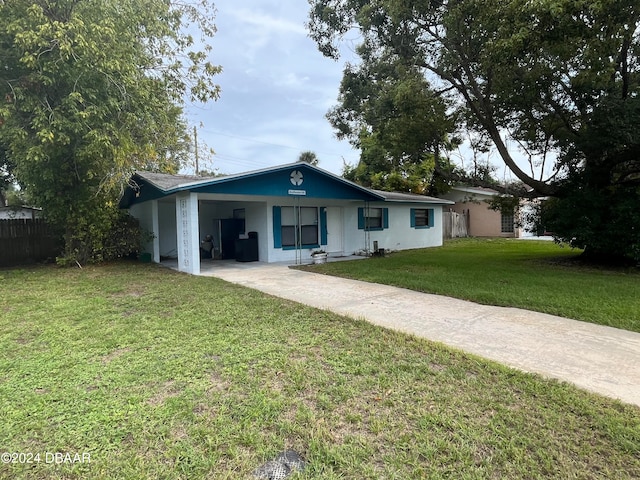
[329,44,460,195]
[0,0,220,263]
[309,0,640,261]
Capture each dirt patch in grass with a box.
[100,347,132,365]
[171,423,189,441]
[109,286,147,298]
[14,335,33,345]
[208,371,230,392]
[147,381,181,407]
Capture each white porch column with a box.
[151,200,160,263]
[176,193,200,275]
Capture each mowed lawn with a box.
[0,263,639,479]
[302,238,640,333]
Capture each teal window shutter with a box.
[428,208,435,227]
[320,207,328,245]
[358,207,365,230]
[273,206,282,248]
[383,208,389,229]
[410,208,416,228]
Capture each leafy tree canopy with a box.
[298,150,320,165]
[0,0,220,264]
[309,0,640,261]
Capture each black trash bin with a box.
[235,231,259,262]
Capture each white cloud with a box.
[227,8,307,36]
[272,72,309,89]
[185,1,359,176]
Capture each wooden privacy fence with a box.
[0,219,60,266]
[443,211,469,239]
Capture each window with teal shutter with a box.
[358,206,388,231]
[274,206,320,249]
[410,208,433,229]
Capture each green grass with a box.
[0,262,639,479]
[300,238,640,332]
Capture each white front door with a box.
[326,207,343,254]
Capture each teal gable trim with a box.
[273,206,282,248]
[320,207,328,245]
[120,163,389,207]
[192,166,380,200]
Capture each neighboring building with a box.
[440,186,520,238]
[0,206,42,220]
[119,162,454,275]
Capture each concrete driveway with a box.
[196,259,640,407]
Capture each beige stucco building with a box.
[441,186,521,238]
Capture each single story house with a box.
[440,186,521,238]
[119,162,453,275]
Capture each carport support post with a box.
[175,192,200,275]
[151,200,160,263]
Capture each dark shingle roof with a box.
[131,171,217,191]
[121,163,453,207]
[371,189,454,205]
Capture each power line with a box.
[199,127,355,159]
[200,128,302,151]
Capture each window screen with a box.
[414,209,430,227]
[280,206,319,247]
[365,207,383,229]
[501,213,515,233]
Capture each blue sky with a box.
[183,1,360,176]
[184,2,546,183]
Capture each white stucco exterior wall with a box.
[129,201,159,261]
[158,201,177,257]
[342,203,444,254]
[128,194,445,266]
[264,199,444,263]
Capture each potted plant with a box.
[310,249,328,264]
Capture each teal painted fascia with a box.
[119,175,170,208]
[121,163,385,207]
[186,166,381,200]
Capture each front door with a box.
[326,207,343,255]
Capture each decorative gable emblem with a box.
[290,170,304,186]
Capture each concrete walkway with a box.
[195,259,640,407]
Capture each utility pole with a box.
[194,126,199,175]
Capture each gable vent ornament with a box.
[290,170,303,186]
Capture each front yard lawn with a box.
[302,238,640,333]
[0,262,639,479]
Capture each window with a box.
[501,213,515,233]
[413,209,430,227]
[365,207,382,229]
[358,207,388,230]
[410,208,434,228]
[280,206,319,248]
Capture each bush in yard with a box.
[57,204,153,266]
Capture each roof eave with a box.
[142,162,386,200]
